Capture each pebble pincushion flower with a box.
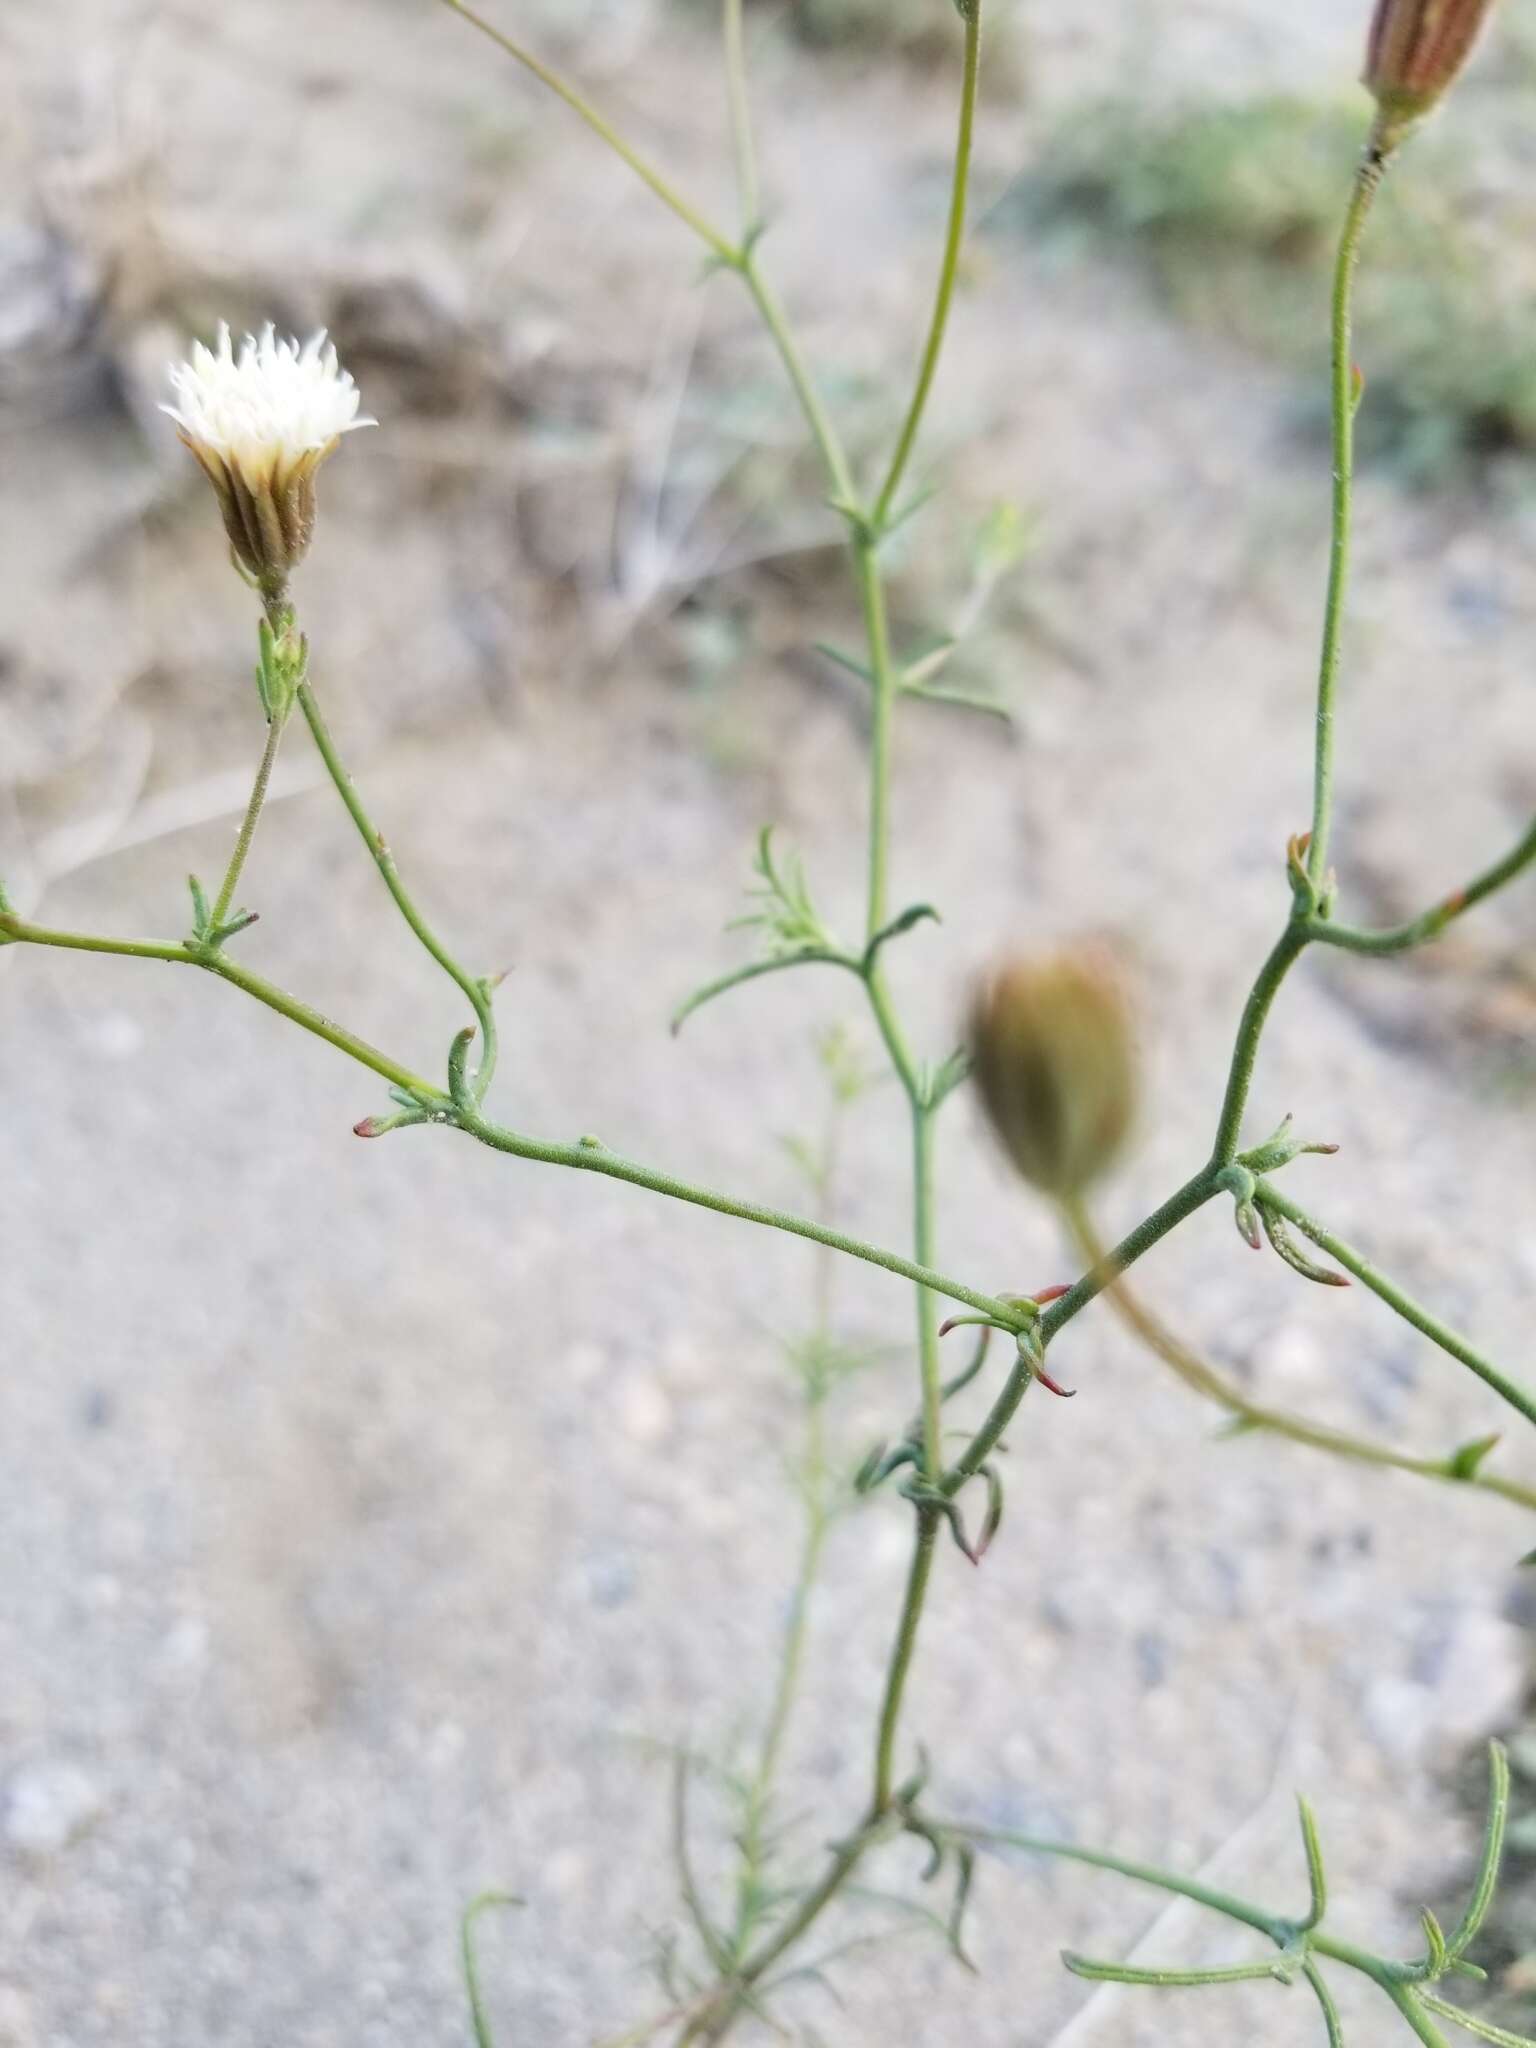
[163,324,373,588]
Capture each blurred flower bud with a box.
[967,949,1137,1201]
[163,324,373,592]
[1364,0,1498,143]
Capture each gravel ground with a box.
[2,3,1534,2045]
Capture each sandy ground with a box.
[2,3,1534,2044]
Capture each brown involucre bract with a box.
[967,950,1138,1202]
[1364,0,1499,141]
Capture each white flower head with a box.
[163,323,374,588]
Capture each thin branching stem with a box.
[738,248,858,507]
[458,1105,1024,1327]
[0,910,445,1102]
[936,1820,1289,1944]
[1304,814,1536,956]
[721,0,760,235]
[209,705,288,932]
[1385,1985,1454,2048]
[873,1513,939,1813]
[1064,1202,1536,1517]
[1210,925,1309,1166]
[873,0,983,531]
[296,681,500,1102]
[1257,1183,1536,1431]
[1309,143,1390,889]
[1304,1958,1347,2047]
[435,0,739,264]
[13,12,1534,2044]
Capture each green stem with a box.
[855,540,904,951]
[911,1102,943,1477]
[457,1107,1025,1328]
[941,1170,1218,1491]
[872,0,983,532]
[936,1821,1289,1946]
[873,1513,938,1813]
[738,248,858,507]
[1257,1181,1536,1431]
[1308,146,1389,891]
[1065,1201,1536,1517]
[296,682,499,1104]
[735,1482,829,1946]
[721,0,760,234]
[1381,1985,1453,2048]
[1304,1959,1346,2047]
[1210,926,1309,1166]
[0,905,1030,1331]
[209,707,288,932]
[1304,814,1536,955]
[0,912,445,1103]
[1038,1168,1219,1347]
[436,0,739,265]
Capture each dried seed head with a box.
[1364,0,1499,143]
[967,949,1138,1202]
[163,324,373,590]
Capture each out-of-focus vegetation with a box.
[1005,91,1536,482]
[671,0,1022,68]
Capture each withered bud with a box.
[1364,0,1499,144]
[967,949,1138,1202]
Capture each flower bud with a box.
[162,324,373,591]
[1363,0,1498,143]
[967,950,1137,1201]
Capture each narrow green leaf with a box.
[927,1046,972,1109]
[901,637,959,689]
[670,948,859,1034]
[1261,1203,1350,1287]
[448,1025,478,1112]
[461,1892,523,2048]
[208,909,261,946]
[814,642,875,686]
[939,1327,994,1406]
[1445,1743,1511,1964]
[671,1750,733,1975]
[1419,1994,1536,2047]
[1448,1436,1503,1482]
[1062,1952,1289,1989]
[948,1843,980,1973]
[1421,1907,1449,1979]
[1297,1796,1328,1931]
[881,483,941,539]
[900,681,1014,723]
[864,903,941,969]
